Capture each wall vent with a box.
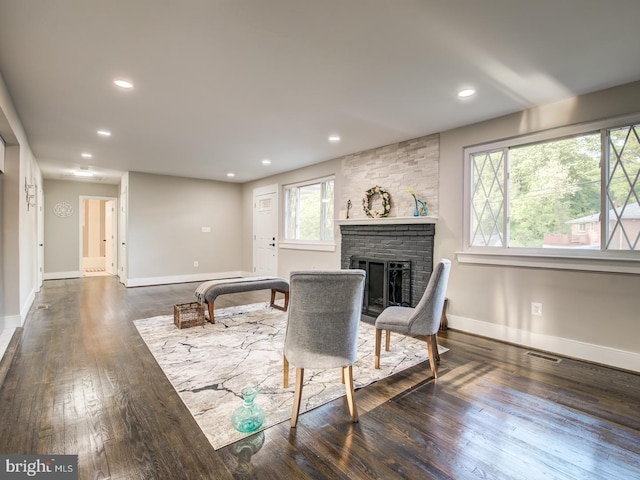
[525,351,562,363]
[35,304,50,310]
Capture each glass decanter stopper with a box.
[231,386,265,433]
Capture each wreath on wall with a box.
[362,185,391,218]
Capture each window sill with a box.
[279,241,336,252]
[456,250,640,274]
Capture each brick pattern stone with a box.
[340,224,435,308]
[338,134,439,220]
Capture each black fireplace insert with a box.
[350,257,412,317]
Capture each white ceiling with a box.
[1,0,640,185]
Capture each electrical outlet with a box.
[193,261,199,267]
[531,302,542,316]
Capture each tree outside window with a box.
[285,177,334,242]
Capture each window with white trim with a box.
[465,117,640,257]
[284,176,334,243]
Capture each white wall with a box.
[438,81,640,371]
[126,172,244,286]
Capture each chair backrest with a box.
[406,259,451,336]
[283,270,366,369]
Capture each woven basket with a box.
[174,302,205,329]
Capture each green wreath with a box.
[362,185,391,218]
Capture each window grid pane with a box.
[321,180,334,241]
[284,188,299,240]
[606,124,640,250]
[471,150,505,247]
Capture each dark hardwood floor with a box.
[0,276,639,479]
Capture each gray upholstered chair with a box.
[283,269,366,428]
[374,259,451,379]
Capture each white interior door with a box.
[104,199,116,274]
[253,187,278,276]
[118,190,127,284]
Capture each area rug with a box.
[134,303,446,450]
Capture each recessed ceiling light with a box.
[81,152,93,158]
[97,130,111,137]
[73,170,94,177]
[458,88,476,98]
[262,159,271,165]
[328,134,341,143]
[114,79,134,89]
[227,172,235,178]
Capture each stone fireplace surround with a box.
[338,218,436,313]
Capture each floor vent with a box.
[36,304,50,310]
[525,351,562,363]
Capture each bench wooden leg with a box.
[270,289,289,312]
[206,301,215,324]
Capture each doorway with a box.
[80,196,117,276]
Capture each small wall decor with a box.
[363,185,391,218]
[53,201,74,218]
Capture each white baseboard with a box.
[44,271,82,280]
[0,315,23,330]
[447,314,640,373]
[0,290,37,330]
[125,271,246,287]
[21,289,35,324]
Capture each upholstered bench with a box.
[194,276,290,324]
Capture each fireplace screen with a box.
[350,257,412,317]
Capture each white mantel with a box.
[336,216,438,226]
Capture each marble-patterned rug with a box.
[134,302,446,450]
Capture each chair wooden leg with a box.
[433,334,441,364]
[207,301,215,324]
[374,328,382,369]
[426,334,438,379]
[385,330,391,351]
[343,366,358,423]
[291,368,304,428]
[283,354,289,388]
[439,297,449,331]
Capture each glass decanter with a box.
[231,386,265,433]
